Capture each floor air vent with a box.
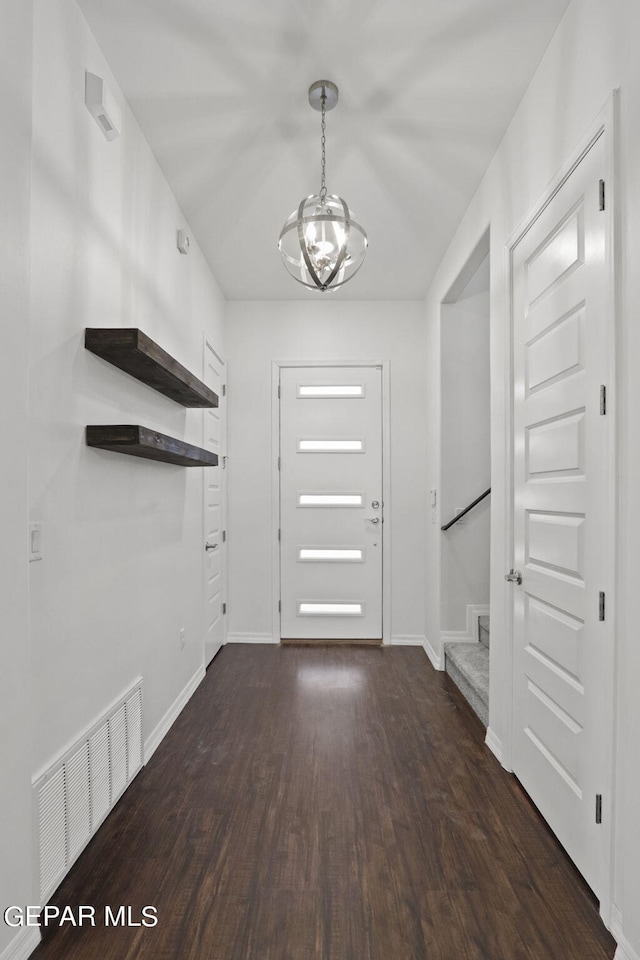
[33,679,143,903]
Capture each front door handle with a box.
[364,517,380,524]
[205,542,219,551]
[504,568,522,585]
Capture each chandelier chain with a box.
[320,92,327,201]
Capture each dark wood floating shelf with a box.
[85,328,218,408]
[86,425,218,467]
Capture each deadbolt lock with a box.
[371,500,380,509]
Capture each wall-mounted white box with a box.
[85,71,121,141]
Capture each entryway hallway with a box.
[32,646,615,960]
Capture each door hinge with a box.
[278,528,281,541]
[595,794,603,824]
[278,600,281,613]
[277,384,281,399]
[222,602,227,615]
[222,455,227,469]
[599,179,605,211]
[222,384,226,397]
[599,591,605,621]
[222,530,227,543]
[278,456,281,471]
[600,384,607,415]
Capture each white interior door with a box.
[510,131,612,899]
[280,365,383,640]
[203,342,226,665]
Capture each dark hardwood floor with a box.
[32,645,616,960]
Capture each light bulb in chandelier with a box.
[278,81,368,291]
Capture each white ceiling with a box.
[76,0,569,301]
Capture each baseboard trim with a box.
[611,905,640,960]
[610,903,622,936]
[423,635,443,671]
[485,727,503,763]
[441,603,489,644]
[0,927,41,960]
[613,936,640,960]
[225,633,280,644]
[144,665,205,763]
[468,604,490,641]
[441,631,475,645]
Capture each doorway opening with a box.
[439,230,491,724]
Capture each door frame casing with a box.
[502,92,619,923]
[271,360,392,644]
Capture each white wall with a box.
[29,0,225,777]
[0,1,37,955]
[225,300,427,644]
[440,269,490,634]
[422,0,640,954]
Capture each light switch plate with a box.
[29,522,43,562]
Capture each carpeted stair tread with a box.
[444,641,489,726]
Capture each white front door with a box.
[510,131,613,899]
[203,342,226,665]
[280,365,383,640]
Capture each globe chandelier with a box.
[278,80,368,292]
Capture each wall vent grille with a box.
[33,678,143,904]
